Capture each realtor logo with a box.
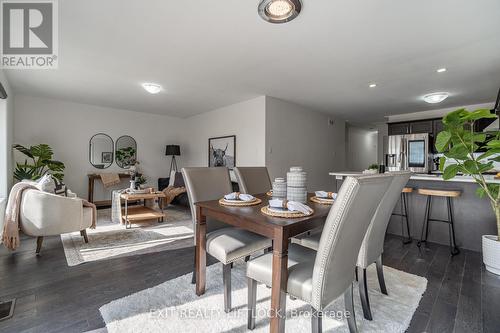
[1,0,58,69]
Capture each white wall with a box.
[14,95,186,200]
[265,97,345,191]
[346,125,378,171]
[183,96,266,168]
[0,70,14,198]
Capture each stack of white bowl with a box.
[287,166,307,203]
[272,178,287,199]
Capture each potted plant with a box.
[435,108,499,274]
[363,164,379,174]
[13,144,65,181]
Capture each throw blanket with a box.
[2,182,97,251]
[160,186,187,209]
[111,189,128,224]
[100,173,121,188]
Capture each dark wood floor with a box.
[0,232,499,333]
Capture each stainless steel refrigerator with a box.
[385,133,430,173]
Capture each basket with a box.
[219,197,262,207]
[261,206,314,218]
[310,196,334,205]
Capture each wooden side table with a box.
[120,192,166,229]
[87,173,131,208]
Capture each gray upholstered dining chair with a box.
[291,171,411,321]
[182,167,272,313]
[233,167,272,195]
[246,173,393,333]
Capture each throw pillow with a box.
[35,174,68,196]
[53,177,68,197]
[173,172,185,188]
[35,174,56,193]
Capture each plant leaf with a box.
[435,131,451,152]
[443,164,459,180]
[462,109,497,121]
[12,144,34,158]
[445,144,469,160]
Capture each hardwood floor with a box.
[0,232,499,333]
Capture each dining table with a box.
[194,193,332,333]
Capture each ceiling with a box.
[5,0,500,122]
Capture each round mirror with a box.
[89,133,114,169]
[115,135,137,169]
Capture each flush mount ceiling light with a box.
[258,0,302,24]
[436,67,447,73]
[142,83,162,94]
[423,92,449,104]
[369,83,377,88]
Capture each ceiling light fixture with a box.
[369,83,377,88]
[258,0,302,24]
[423,92,449,104]
[142,83,162,94]
[436,68,447,73]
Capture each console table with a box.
[87,173,131,208]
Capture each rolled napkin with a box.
[315,191,338,200]
[269,199,313,215]
[224,192,255,201]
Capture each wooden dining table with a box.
[194,193,332,333]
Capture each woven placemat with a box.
[261,206,314,218]
[219,198,262,207]
[310,196,334,205]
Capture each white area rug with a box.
[99,262,427,333]
[61,207,193,266]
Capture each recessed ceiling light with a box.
[258,0,302,24]
[142,83,162,94]
[423,92,449,104]
[436,68,447,73]
[369,83,377,88]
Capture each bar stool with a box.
[391,187,413,244]
[416,188,461,255]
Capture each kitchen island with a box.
[329,171,498,252]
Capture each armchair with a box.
[19,189,92,254]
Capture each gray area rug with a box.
[99,262,427,332]
[61,207,193,266]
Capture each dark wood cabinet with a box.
[388,123,409,135]
[433,119,445,136]
[409,120,434,134]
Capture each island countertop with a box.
[329,170,498,252]
[329,171,500,184]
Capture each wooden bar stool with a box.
[416,188,461,255]
[391,187,413,244]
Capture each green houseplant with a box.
[13,144,65,181]
[115,147,137,168]
[435,108,499,274]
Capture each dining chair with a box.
[182,167,272,313]
[246,173,394,332]
[290,171,411,320]
[233,167,272,195]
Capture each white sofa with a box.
[20,189,93,254]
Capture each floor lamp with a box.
[166,145,181,174]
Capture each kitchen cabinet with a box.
[388,122,409,135]
[409,120,434,134]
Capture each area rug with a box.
[61,207,193,266]
[99,262,427,333]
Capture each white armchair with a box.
[19,189,93,254]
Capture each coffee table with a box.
[120,192,166,229]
